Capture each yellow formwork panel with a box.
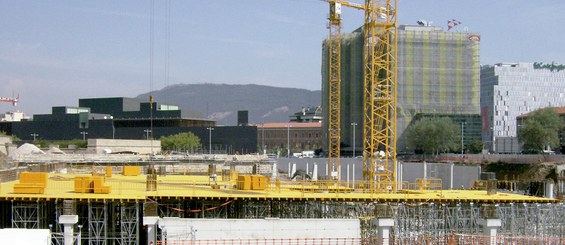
[106,166,112,177]
[251,175,266,190]
[18,172,48,187]
[74,176,92,193]
[237,175,251,190]
[123,166,141,176]
[13,172,48,194]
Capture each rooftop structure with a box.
[289,106,322,123]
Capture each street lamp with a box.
[207,127,214,154]
[30,133,38,141]
[260,124,265,154]
[351,122,357,158]
[287,124,292,157]
[80,131,88,141]
[460,122,465,156]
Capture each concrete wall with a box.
[0,229,50,245]
[87,138,161,154]
[158,218,361,241]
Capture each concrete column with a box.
[545,179,555,199]
[312,164,318,181]
[144,217,160,245]
[376,218,394,245]
[291,164,296,179]
[271,162,277,181]
[58,215,78,245]
[482,218,501,245]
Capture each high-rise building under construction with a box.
[322,24,481,153]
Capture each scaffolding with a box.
[2,199,565,243]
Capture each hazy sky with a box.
[1,0,564,115]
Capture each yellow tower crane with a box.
[322,0,397,190]
[326,0,342,180]
[362,0,397,192]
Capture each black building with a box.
[0,97,257,154]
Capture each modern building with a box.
[0,97,258,154]
[481,63,565,153]
[321,25,481,154]
[257,122,322,156]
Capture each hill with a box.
[137,83,321,125]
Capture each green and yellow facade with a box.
[322,25,481,154]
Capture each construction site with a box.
[1,0,565,244]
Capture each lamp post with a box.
[287,124,290,157]
[460,122,465,156]
[261,124,265,154]
[80,131,88,141]
[30,133,38,141]
[351,122,357,158]
[207,127,214,154]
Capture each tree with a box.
[405,117,460,155]
[467,139,484,154]
[160,132,201,152]
[518,108,562,153]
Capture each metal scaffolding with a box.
[88,202,107,245]
[11,200,44,229]
[119,202,139,245]
[2,199,565,243]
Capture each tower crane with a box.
[323,0,365,181]
[362,0,397,192]
[322,0,397,191]
[0,95,18,106]
[325,0,343,180]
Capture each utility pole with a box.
[351,122,357,158]
[207,127,214,154]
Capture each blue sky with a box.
[1,0,564,115]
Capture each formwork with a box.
[0,169,562,244]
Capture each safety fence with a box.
[151,234,565,245]
[156,238,373,245]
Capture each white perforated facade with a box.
[480,62,565,152]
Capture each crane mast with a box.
[327,1,342,180]
[362,0,397,192]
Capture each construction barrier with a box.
[156,238,374,245]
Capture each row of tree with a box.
[404,108,564,154]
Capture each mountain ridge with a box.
[137,83,321,125]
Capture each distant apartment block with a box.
[257,122,322,156]
[480,62,565,153]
